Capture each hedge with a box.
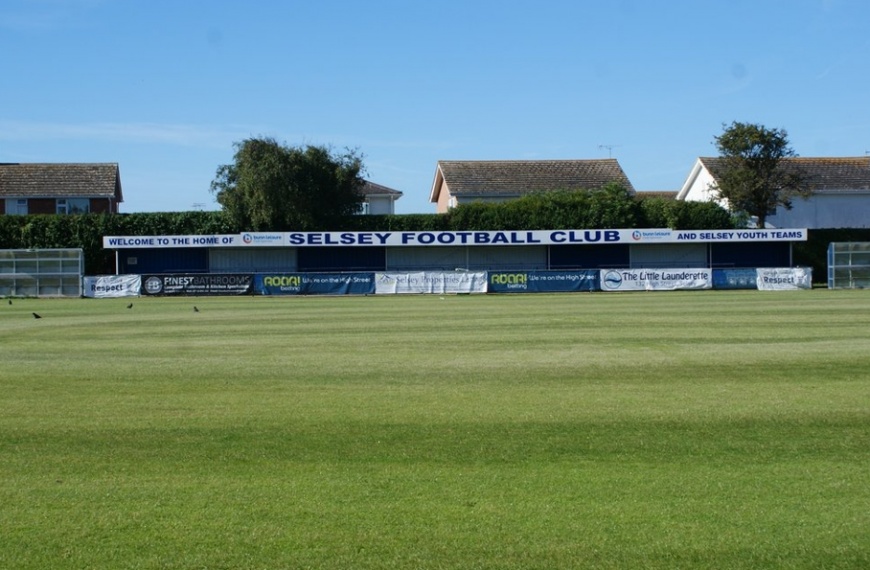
[12,193,863,281]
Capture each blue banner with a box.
[254,273,375,295]
[487,270,600,293]
[712,268,757,290]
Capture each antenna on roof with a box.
[192,202,205,211]
[598,144,621,158]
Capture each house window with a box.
[56,198,90,214]
[5,199,28,215]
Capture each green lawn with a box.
[1,291,869,569]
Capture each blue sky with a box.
[2,0,868,214]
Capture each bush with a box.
[638,198,733,229]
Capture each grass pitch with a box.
[1,291,869,569]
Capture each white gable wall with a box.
[768,193,870,228]
[677,159,725,206]
[365,195,397,215]
[684,168,718,202]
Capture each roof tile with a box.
[0,163,122,199]
[360,180,402,197]
[699,156,870,191]
[438,159,635,196]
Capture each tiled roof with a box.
[0,163,122,200]
[360,180,402,197]
[699,156,870,191]
[437,159,635,197]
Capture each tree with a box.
[712,121,812,228]
[210,138,366,231]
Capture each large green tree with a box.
[211,138,366,231]
[712,121,812,228]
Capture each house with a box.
[676,156,870,228]
[359,180,402,215]
[429,159,635,213]
[0,163,123,215]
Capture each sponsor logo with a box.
[263,275,301,287]
[490,273,527,285]
[242,233,283,244]
[602,270,623,290]
[490,272,528,290]
[632,230,672,241]
[144,276,163,294]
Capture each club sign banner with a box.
[375,272,487,294]
[488,270,600,293]
[600,268,712,291]
[104,229,809,249]
[141,274,253,296]
[254,273,375,295]
[83,274,141,298]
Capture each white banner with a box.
[374,272,488,294]
[601,268,712,291]
[756,267,813,290]
[103,229,808,249]
[83,275,141,298]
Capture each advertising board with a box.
[600,268,712,291]
[83,275,141,298]
[141,274,252,296]
[488,270,599,293]
[254,273,375,295]
[375,272,487,294]
[756,267,812,290]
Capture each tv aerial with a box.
[598,144,621,158]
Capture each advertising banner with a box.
[756,267,812,290]
[83,275,141,298]
[712,268,758,290]
[254,273,375,295]
[375,272,488,294]
[141,274,252,296]
[600,268,712,291]
[487,270,599,293]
